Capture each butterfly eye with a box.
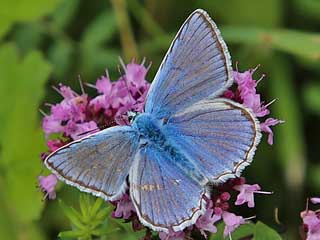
[127,111,138,123]
[128,115,134,122]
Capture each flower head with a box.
[38,174,58,200]
[261,118,284,145]
[112,193,136,219]
[89,61,150,126]
[196,200,222,237]
[225,66,283,145]
[42,84,89,139]
[222,211,246,237]
[311,198,320,204]
[301,210,320,240]
[233,183,272,208]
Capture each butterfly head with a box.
[127,111,139,124]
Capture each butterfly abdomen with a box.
[132,113,206,184]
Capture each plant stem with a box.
[110,0,138,61]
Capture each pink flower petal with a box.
[311,198,320,204]
[222,211,246,237]
[38,174,58,200]
[233,184,261,208]
[261,118,283,145]
[112,194,136,219]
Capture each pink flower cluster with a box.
[39,60,150,200]
[38,62,277,238]
[300,198,320,240]
[224,66,283,145]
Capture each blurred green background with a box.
[0,0,320,239]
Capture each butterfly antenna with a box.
[76,128,100,138]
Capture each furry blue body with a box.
[132,113,205,183]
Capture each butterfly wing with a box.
[44,126,138,201]
[129,145,207,233]
[145,9,233,118]
[163,98,261,183]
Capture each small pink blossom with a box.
[42,84,89,138]
[222,211,246,237]
[233,69,269,117]
[233,183,272,208]
[112,194,136,219]
[301,210,320,240]
[95,76,112,95]
[158,229,185,240]
[89,61,150,126]
[261,118,284,145]
[227,66,283,145]
[38,174,58,200]
[47,139,65,152]
[196,200,221,237]
[311,198,320,204]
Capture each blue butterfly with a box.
[45,9,261,233]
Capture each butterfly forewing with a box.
[145,9,233,118]
[45,126,138,201]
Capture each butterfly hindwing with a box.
[145,9,233,118]
[163,98,261,183]
[45,126,138,201]
[130,145,207,233]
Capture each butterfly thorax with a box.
[132,113,166,147]
[132,113,206,184]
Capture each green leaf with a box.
[79,194,91,221]
[13,23,43,54]
[232,223,255,239]
[210,222,255,240]
[0,43,51,223]
[203,0,283,28]
[59,230,86,238]
[0,0,62,39]
[255,221,282,240]
[222,26,320,61]
[48,39,74,79]
[81,11,117,48]
[51,0,80,30]
[59,200,85,229]
[90,198,104,217]
[293,0,320,21]
[80,47,119,79]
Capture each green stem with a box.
[127,0,165,37]
[110,0,138,60]
[268,55,306,238]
